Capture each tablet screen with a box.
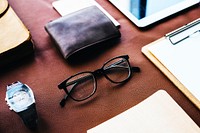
[125,0,183,20]
[109,0,199,27]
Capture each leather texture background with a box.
[0,0,199,132]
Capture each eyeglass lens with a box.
[65,72,96,101]
[103,57,131,83]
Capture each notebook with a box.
[52,0,120,27]
[142,18,200,109]
[87,90,200,133]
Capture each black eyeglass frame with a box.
[58,55,140,107]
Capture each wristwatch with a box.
[5,81,38,130]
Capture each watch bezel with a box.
[5,81,35,112]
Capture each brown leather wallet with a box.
[45,5,121,60]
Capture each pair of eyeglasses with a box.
[58,55,140,107]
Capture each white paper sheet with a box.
[149,23,200,101]
[87,90,200,133]
[52,0,120,27]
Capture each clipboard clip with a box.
[166,18,200,45]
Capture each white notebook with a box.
[52,0,120,27]
[87,90,200,133]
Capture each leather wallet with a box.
[45,5,121,60]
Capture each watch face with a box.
[11,90,32,107]
[6,83,35,112]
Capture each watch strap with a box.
[18,103,38,130]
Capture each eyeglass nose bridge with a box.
[93,69,104,76]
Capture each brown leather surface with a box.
[0,0,199,132]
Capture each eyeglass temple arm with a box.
[60,95,68,107]
[131,67,140,72]
[60,81,81,107]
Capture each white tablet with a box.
[109,0,199,27]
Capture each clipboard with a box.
[142,18,200,110]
